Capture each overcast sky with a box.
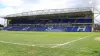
[0,0,100,25]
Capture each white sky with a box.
[0,0,100,25]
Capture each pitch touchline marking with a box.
[0,41,36,46]
[0,41,58,47]
[0,35,95,48]
[51,35,95,48]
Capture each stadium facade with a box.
[3,7,94,32]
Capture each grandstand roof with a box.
[4,7,93,19]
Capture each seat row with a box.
[3,26,91,32]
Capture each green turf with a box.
[0,31,100,56]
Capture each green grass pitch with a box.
[0,31,100,56]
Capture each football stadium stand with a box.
[3,8,94,32]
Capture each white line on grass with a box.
[0,41,58,47]
[51,35,95,48]
[0,41,36,46]
[0,35,95,48]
